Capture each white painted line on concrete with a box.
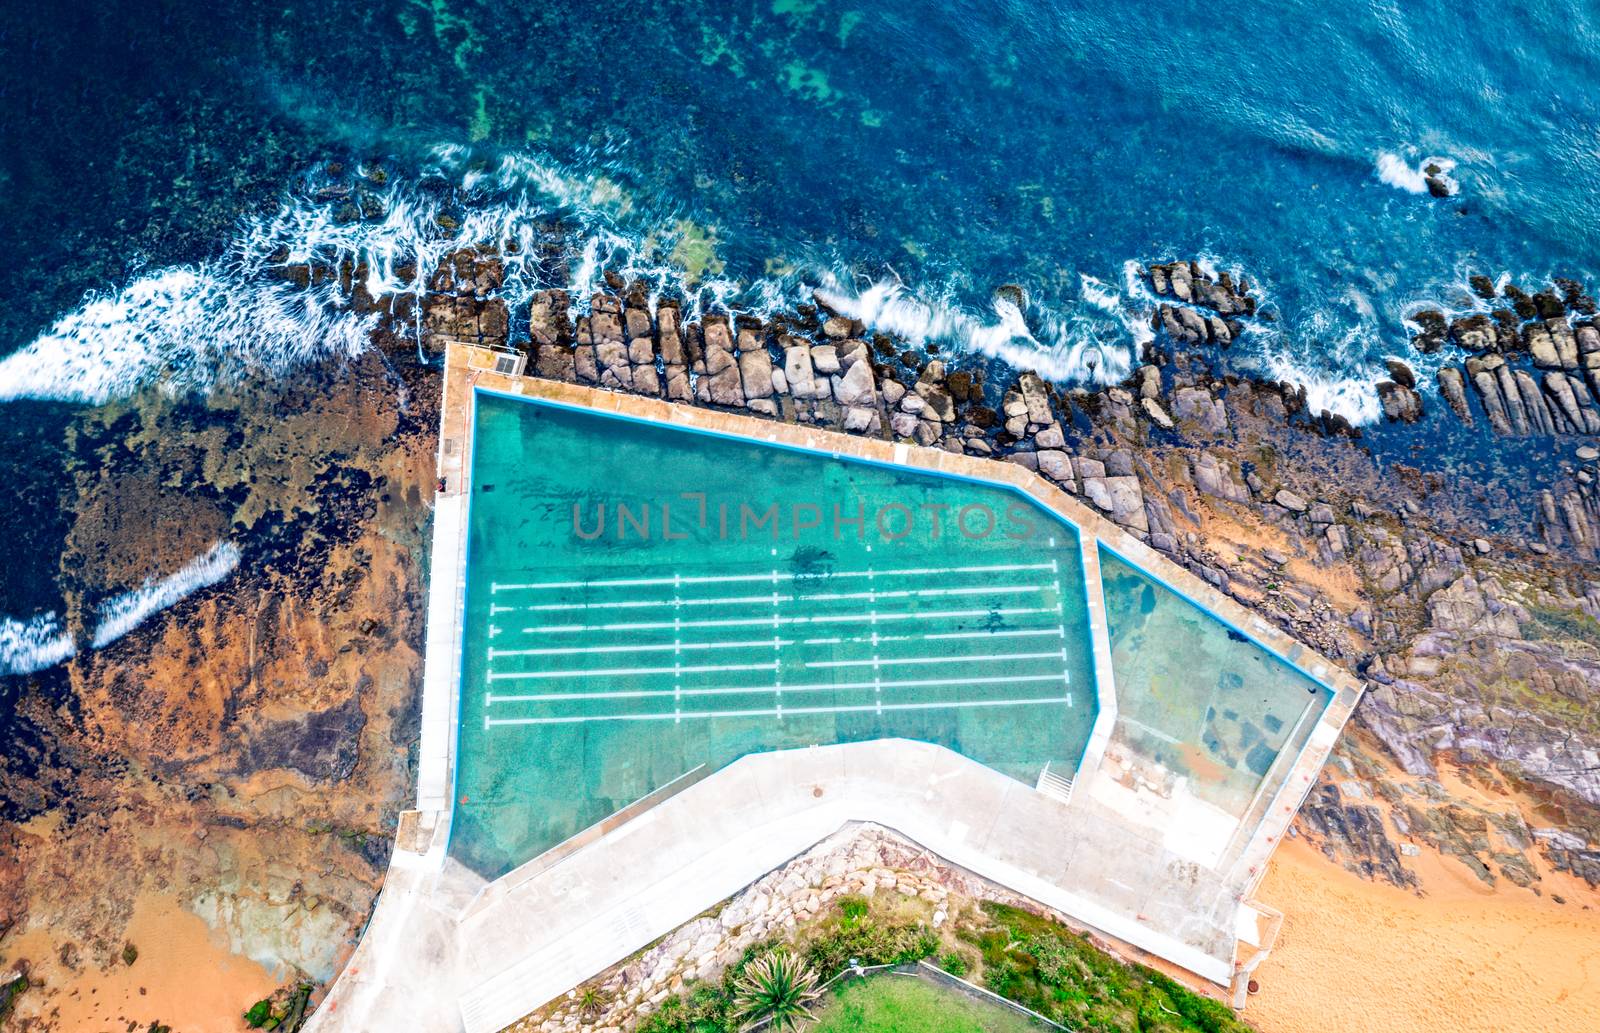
[1121,715,1183,745]
[485,695,1073,726]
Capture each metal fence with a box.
[744,959,1071,1033]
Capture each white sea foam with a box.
[1260,351,1382,425]
[91,540,242,649]
[1252,299,1383,426]
[0,612,77,677]
[0,542,245,676]
[0,267,379,406]
[1376,152,1428,194]
[1376,152,1457,196]
[813,274,1142,386]
[0,149,686,407]
[0,143,1404,434]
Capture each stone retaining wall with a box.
[506,823,1174,1033]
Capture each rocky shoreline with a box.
[2,239,1598,1029]
[0,344,441,1029]
[424,246,1600,895]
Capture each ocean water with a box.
[3,0,1600,670]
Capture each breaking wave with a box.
[0,541,241,677]
[0,149,741,406]
[813,270,1145,387]
[1257,351,1382,425]
[0,267,379,406]
[1376,151,1457,196]
[0,143,1404,432]
[0,612,77,677]
[92,540,242,648]
[1249,287,1384,425]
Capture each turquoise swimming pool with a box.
[450,391,1101,877]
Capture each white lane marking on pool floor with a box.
[486,626,1070,661]
[485,671,1072,704]
[484,694,1074,726]
[489,638,794,658]
[519,605,1056,635]
[512,593,787,612]
[799,626,1063,647]
[488,561,1056,592]
[488,660,778,682]
[805,650,1066,670]
[489,582,1050,615]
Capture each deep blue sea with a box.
[2,0,1599,672]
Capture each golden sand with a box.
[1250,837,1600,1033]
[3,889,277,1032]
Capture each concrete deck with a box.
[304,344,1363,1033]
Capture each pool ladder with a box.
[1035,763,1075,805]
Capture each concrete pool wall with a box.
[305,343,1363,1033]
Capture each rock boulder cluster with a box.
[1146,261,1256,347]
[1410,279,1600,437]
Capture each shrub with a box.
[806,919,939,976]
[836,895,870,925]
[938,952,968,978]
[730,951,820,1033]
[1023,934,1073,986]
[685,983,730,1030]
[1144,970,1248,1033]
[243,999,273,1028]
[982,958,1017,997]
[636,995,688,1033]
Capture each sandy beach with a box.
[3,887,277,1032]
[1250,835,1600,1033]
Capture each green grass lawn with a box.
[810,974,1049,1033]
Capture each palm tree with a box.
[731,952,821,1033]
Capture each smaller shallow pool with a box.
[1099,550,1332,821]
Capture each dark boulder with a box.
[1385,359,1417,390]
[1447,313,1495,353]
[1533,290,1568,321]
[1504,284,1538,320]
[1410,309,1448,353]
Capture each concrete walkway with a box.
[309,739,1251,1033]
